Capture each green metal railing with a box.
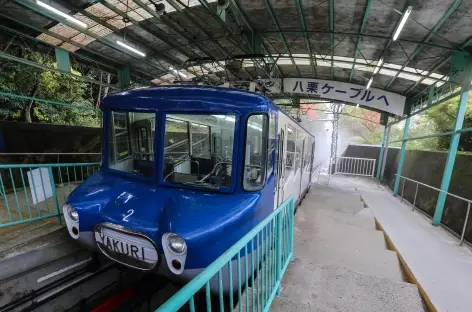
[156,196,295,312]
[0,162,100,228]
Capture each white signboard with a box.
[27,168,53,205]
[275,78,406,116]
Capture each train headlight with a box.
[166,233,186,255]
[65,204,79,222]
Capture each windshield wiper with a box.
[182,181,220,190]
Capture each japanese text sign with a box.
[282,78,406,116]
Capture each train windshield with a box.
[108,111,155,178]
[163,114,235,190]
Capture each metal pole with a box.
[460,202,470,246]
[380,125,391,181]
[376,126,387,179]
[275,211,283,294]
[401,178,405,202]
[394,116,411,195]
[413,182,419,211]
[434,88,470,225]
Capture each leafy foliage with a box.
[425,95,472,151]
[0,47,102,127]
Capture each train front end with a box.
[62,87,274,290]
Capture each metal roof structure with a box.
[1,0,471,114]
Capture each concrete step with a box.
[303,193,365,214]
[293,234,403,281]
[272,260,424,312]
[294,243,403,281]
[294,215,387,252]
[298,207,376,231]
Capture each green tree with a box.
[0,46,100,127]
[425,96,472,151]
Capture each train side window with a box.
[303,138,311,172]
[243,114,268,191]
[267,112,276,178]
[286,125,295,178]
[295,130,304,173]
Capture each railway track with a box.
[0,256,120,312]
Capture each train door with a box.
[298,139,305,200]
[276,129,285,206]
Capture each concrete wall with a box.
[342,144,472,243]
[0,121,101,164]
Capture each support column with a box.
[376,126,387,179]
[393,116,411,195]
[433,88,469,225]
[118,66,130,90]
[380,125,390,181]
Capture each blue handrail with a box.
[156,196,295,312]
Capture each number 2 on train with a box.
[122,209,134,222]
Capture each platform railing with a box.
[0,162,100,228]
[0,152,101,163]
[156,196,295,312]
[334,156,376,177]
[395,174,471,245]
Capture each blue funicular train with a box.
[63,85,316,291]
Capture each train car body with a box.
[63,86,316,291]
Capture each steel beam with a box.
[0,21,114,71]
[196,0,288,97]
[198,0,233,34]
[232,0,285,80]
[349,0,372,81]
[433,88,469,225]
[406,37,472,95]
[199,54,452,85]
[385,0,460,88]
[0,51,118,88]
[166,0,247,79]
[96,0,200,77]
[131,0,213,65]
[329,0,334,79]
[264,0,301,76]
[257,30,466,52]
[14,0,172,78]
[393,116,411,195]
[78,1,195,65]
[131,1,217,74]
[0,14,162,82]
[295,0,316,77]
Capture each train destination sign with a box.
[94,225,158,270]
[267,78,406,116]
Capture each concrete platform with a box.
[271,180,424,312]
[274,260,423,312]
[337,175,472,312]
